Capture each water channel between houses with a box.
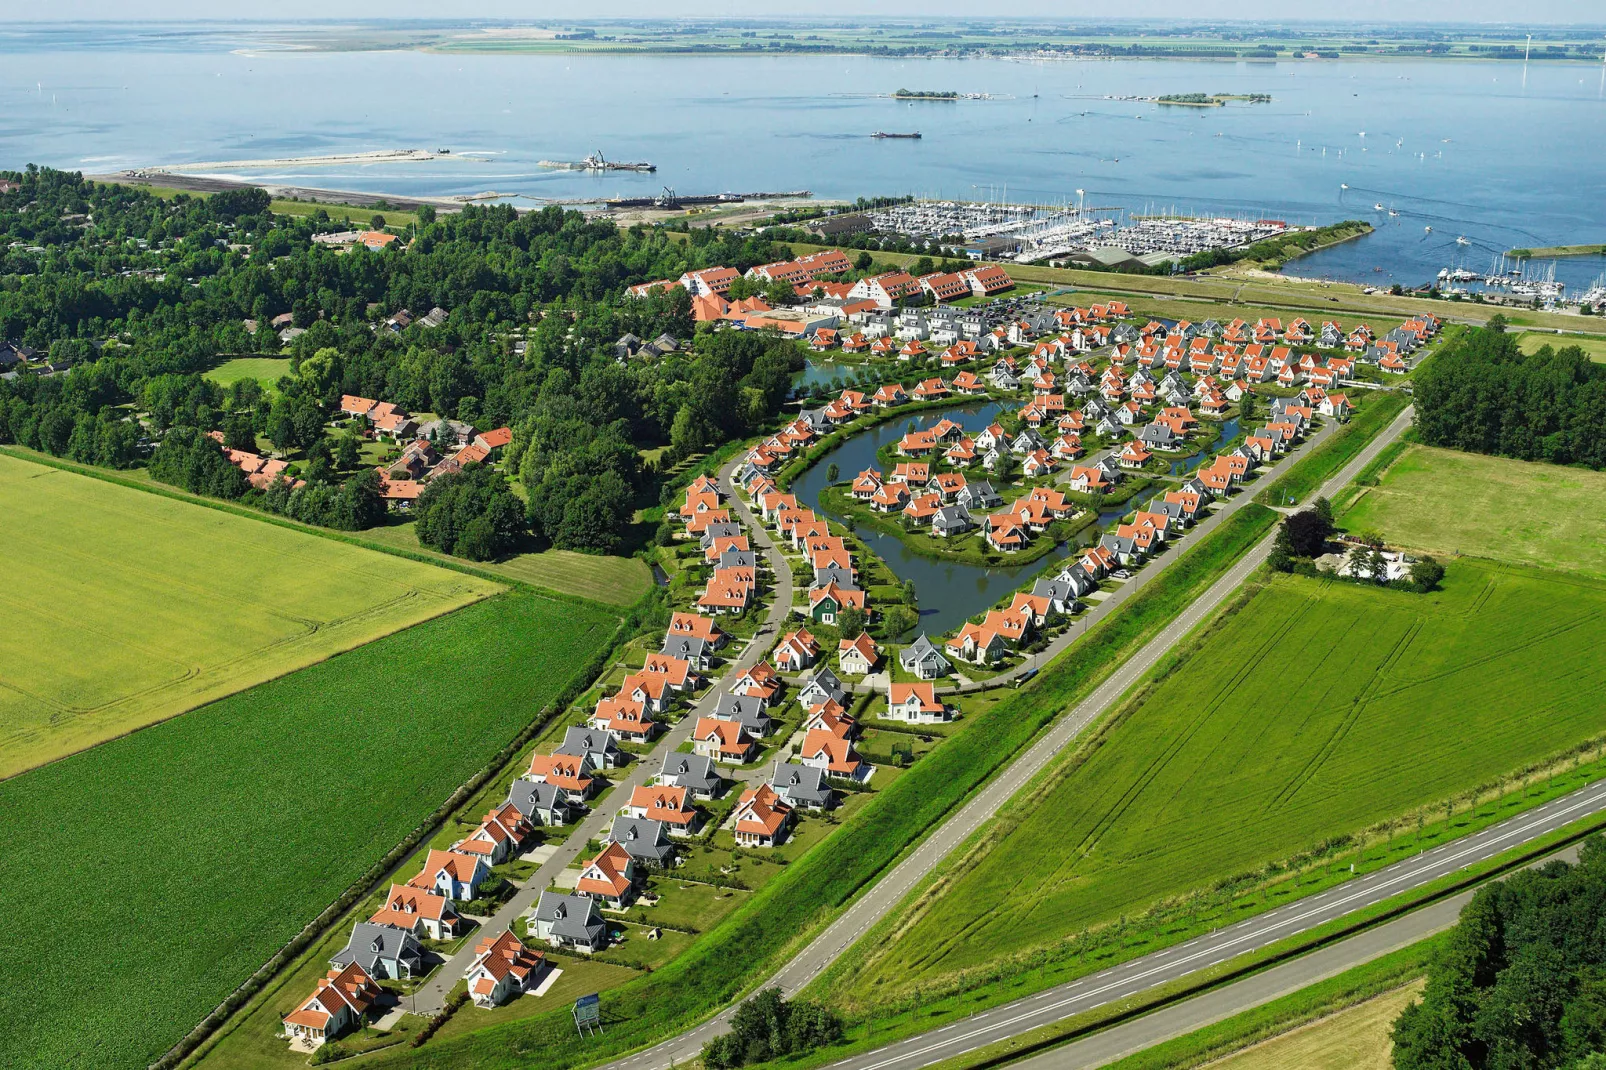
[789,396,1247,635]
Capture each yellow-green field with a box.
[362,520,652,606]
[202,356,293,391]
[1340,444,1606,578]
[1518,330,1606,362]
[1206,981,1422,1070]
[0,452,501,777]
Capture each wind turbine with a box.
[1523,34,1532,89]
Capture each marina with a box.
[1435,253,1576,307]
[866,198,1300,265]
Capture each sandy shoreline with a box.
[147,148,453,172]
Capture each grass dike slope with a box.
[0,589,619,1070]
[0,451,501,777]
[836,559,1606,1001]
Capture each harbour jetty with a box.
[603,189,811,209]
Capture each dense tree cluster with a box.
[1414,327,1606,469]
[0,166,806,553]
[700,989,843,1070]
[414,464,525,560]
[1393,835,1606,1070]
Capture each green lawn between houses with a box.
[832,560,1606,1004]
[1340,444,1606,579]
[0,450,502,778]
[0,590,619,1070]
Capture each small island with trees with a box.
[1154,92,1273,106]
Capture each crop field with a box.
[841,561,1606,996]
[0,589,617,1070]
[1340,444,1606,578]
[0,452,502,777]
[360,520,652,606]
[202,356,293,391]
[1518,331,1606,362]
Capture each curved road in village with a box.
[593,401,1606,1070]
[411,456,793,1013]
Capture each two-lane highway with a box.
[600,405,1441,1070]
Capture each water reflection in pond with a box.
[792,401,1084,637]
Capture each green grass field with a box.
[1340,444,1606,579]
[361,520,652,606]
[1518,330,1606,363]
[202,356,293,392]
[0,589,617,1070]
[0,452,502,777]
[840,561,1606,998]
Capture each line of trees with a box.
[1414,325,1606,470]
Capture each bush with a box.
[700,989,843,1069]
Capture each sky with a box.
[10,2,1606,24]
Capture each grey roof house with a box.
[507,779,579,827]
[769,762,836,810]
[608,816,676,866]
[797,667,847,711]
[331,922,423,980]
[657,754,724,799]
[557,727,622,770]
[715,693,773,737]
[898,634,951,680]
[532,891,608,952]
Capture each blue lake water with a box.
[2,24,1603,291]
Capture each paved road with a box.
[1010,843,1589,1070]
[412,455,792,1013]
[833,783,1606,1070]
[601,403,1418,1070]
[959,413,1341,692]
[785,412,1343,698]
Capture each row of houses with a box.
[624,251,1014,336]
[286,759,557,1045]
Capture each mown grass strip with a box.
[351,504,1280,1070]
